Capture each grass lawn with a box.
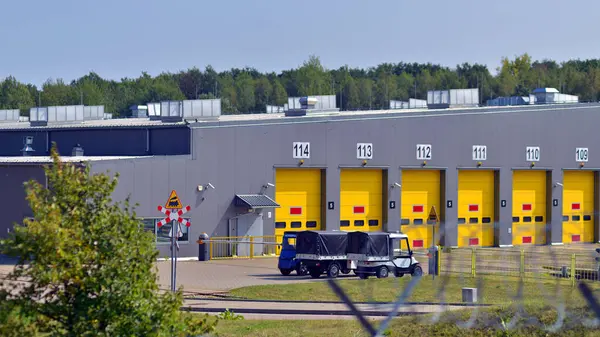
[229,274,600,306]
[214,305,600,337]
[216,276,600,336]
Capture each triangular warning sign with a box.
[428,205,439,223]
[165,190,183,209]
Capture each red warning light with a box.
[353,206,365,214]
[468,204,479,212]
[522,204,532,211]
[413,205,424,213]
[572,203,581,210]
[290,207,302,215]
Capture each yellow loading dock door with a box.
[512,170,547,245]
[457,170,496,247]
[274,169,323,248]
[339,169,383,231]
[400,170,441,249]
[563,171,595,244]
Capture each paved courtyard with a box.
[156,257,353,293]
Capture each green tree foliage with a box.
[0,145,218,336]
[2,53,600,116]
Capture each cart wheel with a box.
[376,266,389,278]
[279,268,292,276]
[297,263,308,276]
[327,263,341,278]
[394,271,404,278]
[309,268,321,279]
[358,273,369,279]
[411,265,423,277]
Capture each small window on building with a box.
[469,217,478,224]
[584,215,592,221]
[354,220,365,226]
[562,215,569,221]
[141,219,156,237]
[523,216,532,223]
[413,218,423,225]
[156,219,189,244]
[458,218,466,224]
[401,219,410,225]
[534,216,544,223]
[368,219,379,227]
[572,215,581,221]
[512,217,519,222]
[290,221,302,228]
[340,220,350,227]
[482,217,491,224]
[306,221,317,228]
[275,222,286,229]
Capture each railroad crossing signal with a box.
[157,204,191,228]
[428,205,439,224]
[165,190,183,209]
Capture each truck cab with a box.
[347,231,423,279]
[277,231,308,276]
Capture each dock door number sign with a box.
[357,143,373,160]
[416,144,432,160]
[293,142,310,159]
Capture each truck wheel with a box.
[411,265,423,277]
[297,263,308,276]
[327,263,341,278]
[376,266,389,279]
[358,273,369,279]
[279,268,292,276]
[309,268,321,279]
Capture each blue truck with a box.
[277,231,308,276]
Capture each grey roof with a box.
[0,102,598,131]
[234,194,280,209]
[0,155,153,164]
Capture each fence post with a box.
[471,248,476,278]
[209,240,213,260]
[571,254,576,287]
[438,245,442,275]
[249,236,255,259]
[520,249,525,279]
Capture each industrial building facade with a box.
[1,102,600,258]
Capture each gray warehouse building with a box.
[1,96,599,258]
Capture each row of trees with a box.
[1,53,600,117]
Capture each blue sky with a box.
[1,0,598,86]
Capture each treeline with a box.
[1,53,599,117]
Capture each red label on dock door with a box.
[413,205,424,213]
[572,234,581,242]
[522,236,532,244]
[353,206,365,214]
[469,238,479,246]
[289,207,302,215]
[468,204,479,212]
[522,204,532,211]
[572,203,581,210]
[413,240,424,248]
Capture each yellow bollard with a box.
[250,236,255,259]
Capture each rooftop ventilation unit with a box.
[21,136,34,156]
[284,95,339,117]
[0,109,20,123]
[147,103,161,120]
[83,106,105,120]
[29,105,85,126]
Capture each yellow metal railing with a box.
[438,246,600,286]
[209,235,280,260]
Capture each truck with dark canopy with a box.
[295,230,354,278]
[347,231,422,279]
